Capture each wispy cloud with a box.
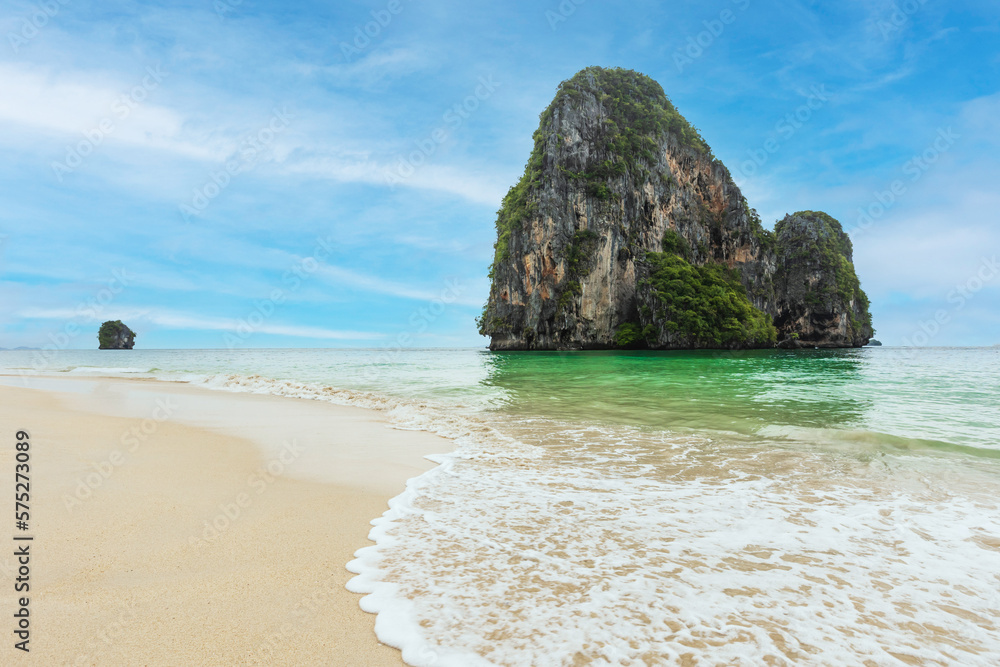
[17,307,383,341]
[284,154,505,206]
[0,62,214,160]
[298,47,434,84]
[313,263,481,306]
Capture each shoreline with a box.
[0,374,453,665]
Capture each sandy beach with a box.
[0,375,452,665]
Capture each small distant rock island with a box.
[98,320,136,350]
[866,339,883,346]
[478,67,874,350]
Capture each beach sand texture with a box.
[0,376,450,665]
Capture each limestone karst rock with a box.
[479,67,872,350]
[98,320,136,350]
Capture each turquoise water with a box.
[482,348,1000,451]
[3,347,1000,664]
[5,346,998,453]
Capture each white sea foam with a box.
[346,421,1000,666]
[66,366,152,374]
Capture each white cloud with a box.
[960,91,1000,145]
[313,263,482,306]
[0,62,216,160]
[135,237,485,306]
[0,59,507,207]
[285,154,505,206]
[298,48,433,84]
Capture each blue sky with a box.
[0,0,998,349]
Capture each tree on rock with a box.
[98,320,137,349]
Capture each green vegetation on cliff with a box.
[556,230,600,315]
[553,67,711,158]
[490,133,544,269]
[660,228,691,260]
[745,198,776,252]
[613,323,647,348]
[551,67,711,194]
[98,320,136,350]
[643,254,777,347]
[778,211,872,337]
[490,66,711,272]
[621,231,777,348]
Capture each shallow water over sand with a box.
[353,419,1000,665]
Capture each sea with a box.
[2,346,999,666]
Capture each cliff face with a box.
[479,67,872,350]
[98,320,136,350]
[772,212,873,348]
